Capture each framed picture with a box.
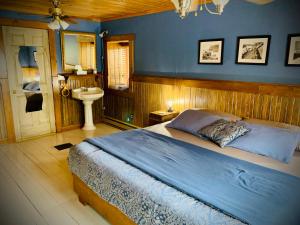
[285,34,300,66]
[236,35,271,65]
[198,39,224,64]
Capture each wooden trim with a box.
[133,75,300,97]
[0,27,7,78]
[0,79,15,142]
[73,174,137,225]
[104,34,135,42]
[0,17,49,29]
[48,30,58,77]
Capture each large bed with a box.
[69,121,300,225]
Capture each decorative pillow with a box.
[228,122,300,163]
[166,109,222,135]
[166,109,241,136]
[244,118,300,152]
[198,119,250,148]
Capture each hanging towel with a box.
[25,92,43,113]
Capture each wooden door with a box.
[2,26,56,141]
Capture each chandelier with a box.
[171,0,274,19]
[171,0,230,19]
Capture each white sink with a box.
[72,87,104,131]
[72,87,104,101]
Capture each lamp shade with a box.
[48,19,60,30]
[59,20,69,30]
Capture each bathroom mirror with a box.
[61,31,97,72]
[18,46,40,91]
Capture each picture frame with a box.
[235,35,271,65]
[198,39,224,64]
[285,34,300,66]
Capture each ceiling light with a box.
[48,19,60,30]
[48,17,69,30]
[171,0,274,18]
[59,20,69,30]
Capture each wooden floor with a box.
[0,123,121,225]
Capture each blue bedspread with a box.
[85,129,300,225]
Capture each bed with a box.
[68,121,300,225]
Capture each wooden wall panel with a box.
[59,75,104,130]
[104,92,134,123]
[0,27,7,79]
[0,79,15,142]
[130,81,300,127]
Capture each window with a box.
[104,34,134,91]
[107,41,129,90]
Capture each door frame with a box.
[0,17,62,142]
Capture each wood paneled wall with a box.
[59,75,104,130]
[104,90,134,122]
[104,75,300,128]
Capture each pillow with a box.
[228,122,300,163]
[200,109,241,122]
[244,118,300,152]
[166,109,222,135]
[198,119,250,148]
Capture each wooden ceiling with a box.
[0,0,181,22]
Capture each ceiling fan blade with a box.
[244,0,274,5]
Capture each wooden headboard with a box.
[130,75,300,127]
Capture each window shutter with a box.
[107,42,129,90]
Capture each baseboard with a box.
[103,116,139,130]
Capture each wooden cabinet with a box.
[149,111,179,126]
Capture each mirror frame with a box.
[61,30,97,73]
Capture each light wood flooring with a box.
[0,123,121,225]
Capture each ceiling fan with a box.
[47,0,76,30]
[171,0,274,19]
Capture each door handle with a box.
[12,90,17,94]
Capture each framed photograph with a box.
[285,34,300,66]
[198,39,224,64]
[236,35,271,65]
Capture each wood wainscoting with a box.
[104,75,300,128]
[104,89,134,123]
[58,74,104,131]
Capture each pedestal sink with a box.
[72,87,104,130]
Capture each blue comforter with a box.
[85,129,300,225]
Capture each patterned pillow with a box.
[198,119,250,148]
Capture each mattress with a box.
[68,122,300,225]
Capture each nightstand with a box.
[149,111,179,126]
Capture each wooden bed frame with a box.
[73,174,136,225]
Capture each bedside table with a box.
[149,111,179,126]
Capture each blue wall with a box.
[0,10,101,72]
[102,0,300,84]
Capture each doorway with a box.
[2,26,56,141]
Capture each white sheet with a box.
[146,122,300,177]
